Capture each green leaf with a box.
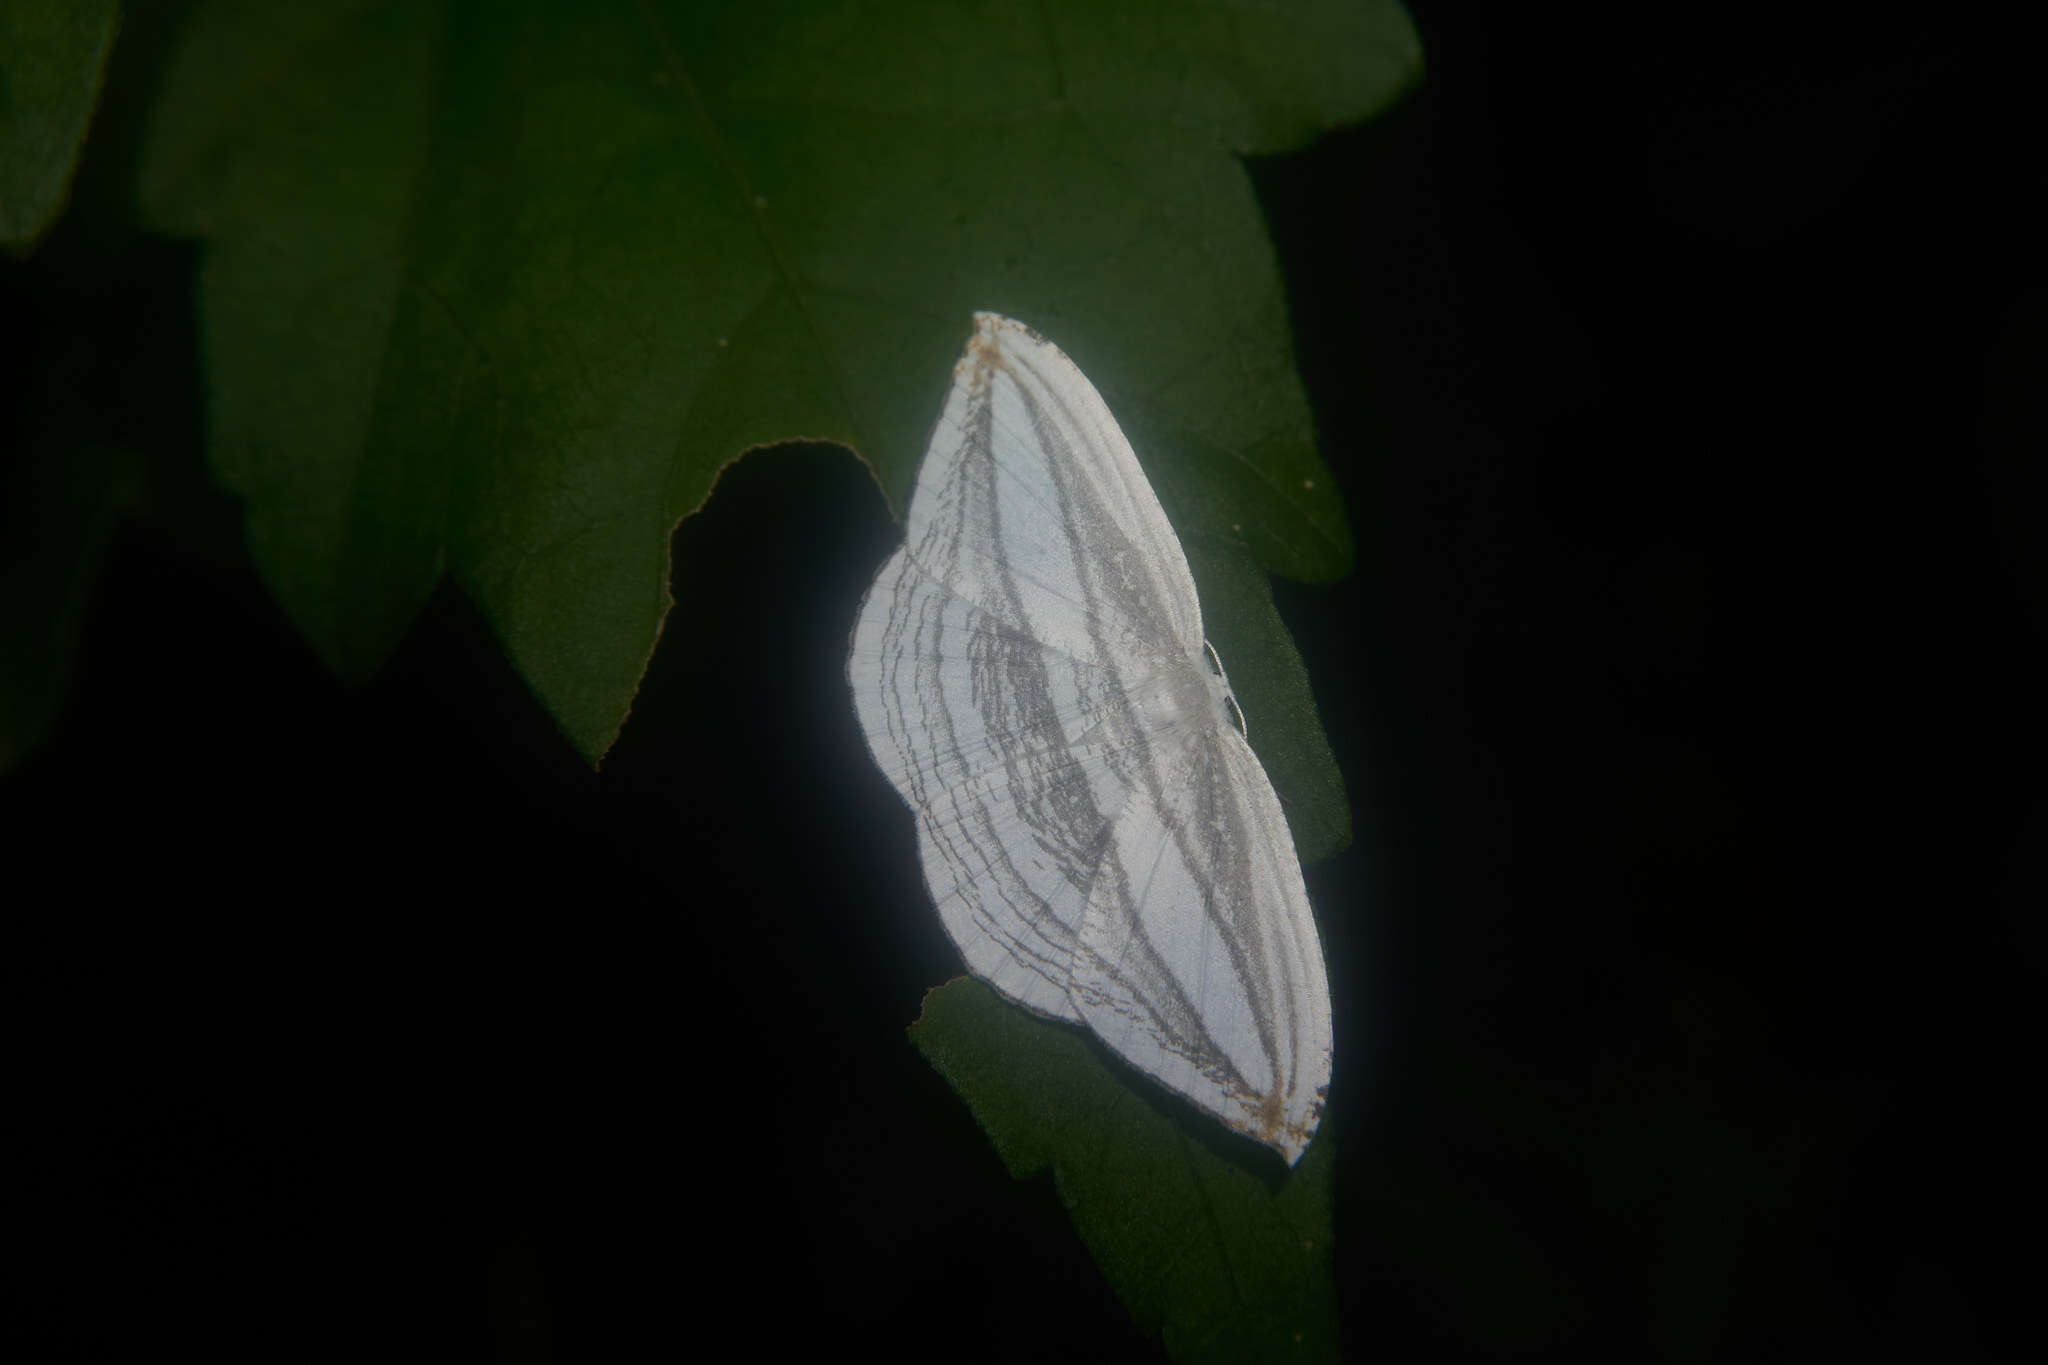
[0,0,120,250]
[913,978,1339,1363]
[127,0,1422,1342]
[135,0,1421,764]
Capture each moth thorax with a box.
[1125,664,1207,735]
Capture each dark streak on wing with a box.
[994,348,1283,1103]
[869,349,1128,1016]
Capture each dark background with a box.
[4,4,2039,1360]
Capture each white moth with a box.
[848,312,1332,1164]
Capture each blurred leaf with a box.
[0,434,130,770]
[0,0,119,250]
[913,978,1339,1364]
[135,0,1420,766]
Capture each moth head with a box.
[1201,640,1248,740]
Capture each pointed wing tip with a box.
[968,310,1051,352]
[963,312,1080,391]
[963,311,1010,372]
[1256,1083,1328,1167]
[1267,1116,1320,1167]
[967,311,1004,353]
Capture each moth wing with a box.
[899,313,1204,672]
[1069,720,1331,1164]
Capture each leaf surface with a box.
[133,2,1422,1345]
[137,0,1418,766]
[914,978,1340,1363]
[0,0,119,249]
